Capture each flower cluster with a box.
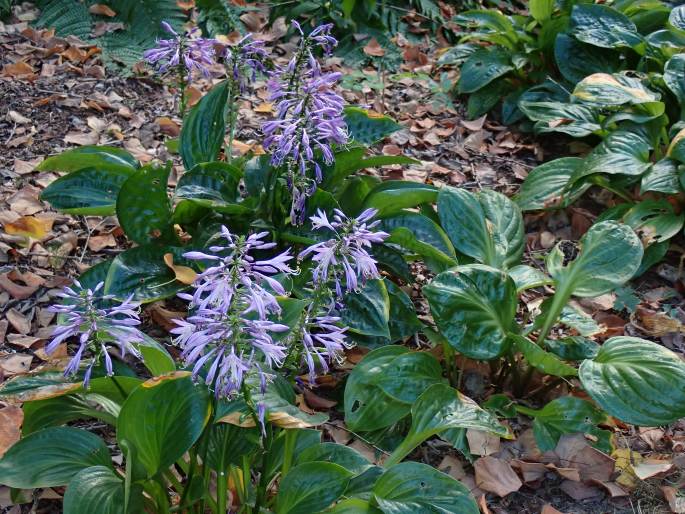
[46,282,145,387]
[171,228,295,397]
[300,208,389,297]
[262,22,348,223]
[223,34,268,94]
[144,22,215,82]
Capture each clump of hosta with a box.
[46,282,145,387]
[262,22,348,224]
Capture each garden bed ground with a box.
[1,4,684,514]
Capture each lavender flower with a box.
[171,228,295,397]
[144,21,215,82]
[46,281,145,387]
[222,34,268,93]
[299,312,350,383]
[262,22,348,223]
[299,208,389,296]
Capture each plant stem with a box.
[384,435,421,468]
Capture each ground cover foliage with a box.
[1,1,685,513]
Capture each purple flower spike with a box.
[262,21,347,223]
[172,228,296,398]
[222,34,268,93]
[46,281,145,387]
[144,21,215,82]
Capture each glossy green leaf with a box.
[384,280,422,342]
[373,462,479,514]
[573,73,659,106]
[570,4,642,49]
[275,462,353,514]
[547,220,643,297]
[518,100,601,137]
[362,181,438,217]
[510,335,578,377]
[530,0,553,21]
[329,499,382,513]
[0,426,111,488]
[297,442,372,475]
[386,384,510,466]
[341,279,390,338]
[515,157,589,211]
[438,187,524,269]
[323,153,419,192]
[63,465,140,514]
[669,5,685,31]
[579,336,685,426]
[466,80,508,118]
[558,304,602,336]
[40,166,135,215]
[554,34,620,84]
[508,264,551,293]
[424,264,517,360]
[344,107,402,145]
[116,163,176,245]
[664,54,685,105]
[622,200,684,246]
[173,161,249,217]
[668,128,685,163]
[386,227,457,273]
[641,158,681,194]
[205,424,259,471]
[117,373,211,477]
[104,245,189,303]
[22,395,116,434]
[545,336,599,361]
[133,333,176,376]
[516,396,612,453]
[180,81,229,169]
[374,351,444,404]
[457,48,513,94]
[37,145,138,173]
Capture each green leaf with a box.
[547,220,643,297]
[515,397,612,453]
[515,157,590,211]
[573,73,660,106]
[579,336,685,426]
[117,373,211,477]
[341,279,390,338]
[116,163,176,245]
[63,465,140,514]
[374,351,444,404]
[104,245,189,303]
[275,462,353,514]
[466,80,508,118]
[669,5,685,32]
[664,54,685,105]
[384,279,422,342]
[344,107,402,145]
[0,426,111,488]
[297,442,372,475]
[180,81,229,169]
[668,128,685,163]
[386,227,458,273]
[530,0,553,22]
[509,335,577,377]
[508,264,552,293]
[437,187,524,269]
[37,145,138,172]
[424,264,517,360]
[373,461,479,513]
[386,383,510,466]
[554,34,620,84]
[622,200,684,246]
[22,394,116,434]
[40,166,136,215]
[570,4,642,49]
[558,303,602,336]
[362,181,438,217]
[380,212,455,257]
[457,48,513,94]
[518,101,601,137]
[545,336,599,361]
[133,333,176,376]
[641,158,681,194]
[205,424,259,471]
[329,499,382,513]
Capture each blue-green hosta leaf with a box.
[457,48,513,94]
[116,163,177,245]
[573,73,660,106]
[545,336,600,361]
[516,396,612,453]
[579,336,685,426]
[508,264,552,294]
[340,279,390,338]
[0,426,112,488]
[515,157,590,211]
[424,264,517,360]
[275,462,353,514]
[329,499,382,513]
[63,465,143,514]
[37,146,138,173]
[641,158,681,194]
[297,443,372,475]
[518,101,601,137]
[362,181,438,217]
[344,107,402,145]
[570,4,643,49]
[554,33,621,84]
[509,334,578,377]
[546,220,643,297]
[384,280,423,342]
[437,187,524,269]
[669,5,685,32]
[180,80,229,170]
[664,54,685,106]
[622,200,684,246]
[667,127,685,163]
[373,462,479,514]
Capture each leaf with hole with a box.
[457,48,513,94]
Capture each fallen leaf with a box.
[0,272,43,299]
[6,309,31,334]
[4,216,54,242]
[639,427,665,450]
[88,233,117,252]
[0,406,23,458]
[1,61,35,78]
[467,429,500,456]
[633,459,674,480]
[662,486,685,513]
[559,480,603,501]
[64,131,98,146]
[474,456,522,497]
[89,3,116,16]
[157,116,180,137]
[254,102,274,114]
[555,434,615,482]
[363,37,385,57]
[148,303,185,332]
[511,460,547,483]
[164,253,197,285]
[7,110,31,124]
[541,505,565,514]
[0,354,33,376]
[124,138,152,162]
[302,388,337,410]
[461,115,487,131]
[6,334,41,349]
[438,455,465,480]
[13,157,42,175]
[7,187,43,215]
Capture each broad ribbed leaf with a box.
[275,462,353,514]
[579,337,685,426]
[515,157,589,211]
[297,443,372,475]
[0,426,111,488]
[116,163,176,245]
[668,128,685,163]
[424,264,517,360]
[530,0,553,21]
[546,220,643,297]
[641,158,681,194]
[344,107,401,145]
[180,81,229,169]
[554,34,620,84]
[63,465,140,514]
[622,200,684,246]
[340,279,390,338]
[40,166,135,215]
[362,181,438,217]
[570,4,642,49]
[669,5,685,31]
[374,351,444,404]
[457,48,513,94]
[664,54,685,105]
[508,264,551,293]
[545,336,599,361]
[329,499,382,513]
[573,73,659,106]
[117,373,211,477]
[37,145,138,172]
[438,187,524,269]
[509,335,578,377]
[518,101,601,137]
[373,462,479,514]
